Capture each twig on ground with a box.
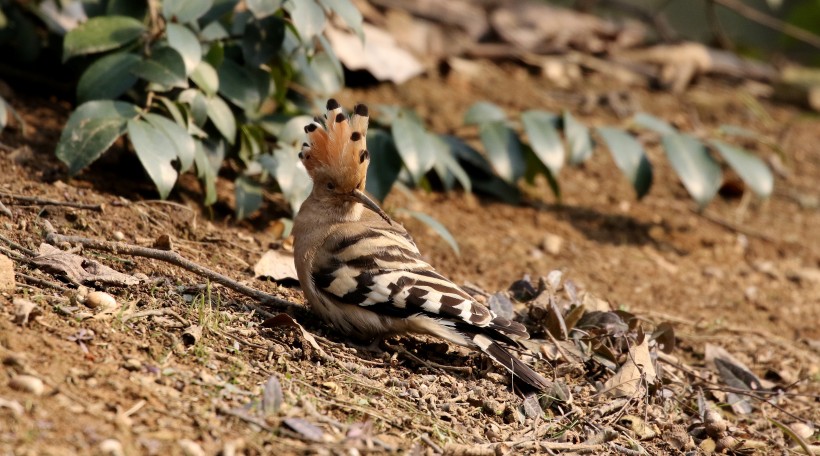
[383,340,473,374]
[15,272,70,292]
[0,200,12,218]
[0,245,32,263]
[41,220,298,312]
[420,434,443,454]
[695,208,779,244]
[216,405,275,432]
[0,233,36,257]
[0,193,104,211]
[443,440,606,455]
[215,329,269,350]
[122,308,189,326]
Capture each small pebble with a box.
[541,233,563,255]
[123,358,142,371]
[113,231,125,241]
[99,439,125,456]
[789,422,815,440]
[10,375,45,396]
[178,439,206,456]
[85,291,117,309]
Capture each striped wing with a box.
[311,222,523,336]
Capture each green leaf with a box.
[662,133,722,209]
[521,110,563,176]
[242,15,285,67]
[259,145,312,211]
[127,119,179,199]
[444,135,520,203]
[276,115,314,145]
[63,16,145,61]
[217,59,261,109]
[144,113,196,172]
[246,0,283,19]
[163,0,214,23]
[285,0,325,40]
[234,175,263,219]
[166,23,202,75]
[478,121,525,184]
[464,102,507,125]
[77,52,140,102]
[392,112,436,183]
[155,96,187,127]
[106,0,148,19]
[132,47,188,88]
[56,100,140,174]
[179,89,210,127]
[365,129,404,201]
[201,21,229,41]
[633,112,676,135]
[318,0,364,40]
[597,127,653,199]
[190,61,219,96]
[296,53,342,97]
[718,124,760,140]
[193,140,218,205]
[563,111,593,165]
[523,145,560,199]
[710,140,773,198]
[199,0,240,25]
[205,96,236,144]
[399,209,459,255]
[431,134,471,192]
[239,124,266,163]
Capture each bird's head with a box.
[300,99,389,223]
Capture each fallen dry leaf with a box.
[326,23,424,84]
[603,337,657,397]
[13,297,40,326]
[253,249,298,282]
[32,243,140,287]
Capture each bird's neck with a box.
[300,193,363,224]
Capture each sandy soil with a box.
[0,62,818,455]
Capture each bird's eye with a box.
[326,182,335,190]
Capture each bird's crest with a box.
[300,99,370,191]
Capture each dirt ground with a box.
[1,62,819,455]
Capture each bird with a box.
[292,98,550,391]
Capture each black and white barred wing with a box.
[311,223,528,340]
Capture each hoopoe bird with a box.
[293,99,550,391]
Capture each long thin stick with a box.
[0,192,104,211]
[41,220,299,312]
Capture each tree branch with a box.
[41,220,300,313]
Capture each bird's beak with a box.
[352,189,392,225]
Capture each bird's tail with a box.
[471,333,552,391]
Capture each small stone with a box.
[699,438,716,453]
[99,439,125,456]
[123,358,142,371]
[178,439,206,456]
[541,234,563,255]
[0,253,15,292]
[716,436,738,452]
[482,398,504,416]
[13,298,40,326]
[85,291,117,309]
[9,375,45,395]
[789,422,815,440]
[112,231,125,241]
